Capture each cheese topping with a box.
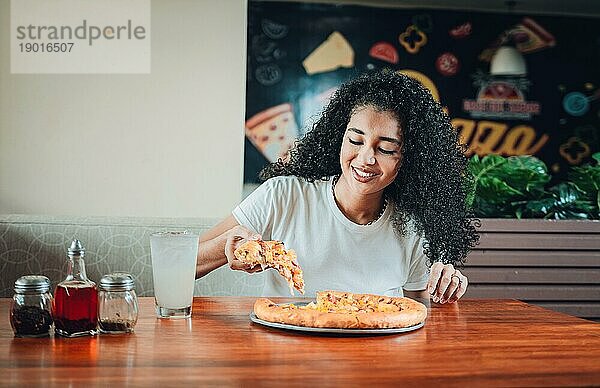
[287,291,403,315]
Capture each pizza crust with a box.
[254,299,361,328]
[254,291,427,329]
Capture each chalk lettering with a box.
[452,118,549,157]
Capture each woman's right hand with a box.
[224,225,263,273]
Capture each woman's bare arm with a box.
[195,215,262,278]
[195,215,239,278]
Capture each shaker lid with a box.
[100,272,135,291]
[14,275,51,293]
[68,239,85,256]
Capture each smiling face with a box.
[338,105,403,197]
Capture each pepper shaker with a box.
[98,273,139,334]
[10,275,54,337]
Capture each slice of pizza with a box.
[511,17,556,54]
[245,103,299,163]
[479,17,555,62]
[234,240,305,295]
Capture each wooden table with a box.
[2,297,600,386]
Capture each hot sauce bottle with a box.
[53,239,98,337]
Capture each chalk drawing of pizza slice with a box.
[245,103,299,163]
[302,31,355,75]
[480,17,555,61]
[511,17,556,54]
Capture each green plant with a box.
[568,152,600,218]
[467,153,599,219]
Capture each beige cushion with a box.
[0,215,265,297]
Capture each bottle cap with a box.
[14,275,51,294]
[99,272,135,291]
[68,239,85,257]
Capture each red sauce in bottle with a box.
[54,239,98,337]
[53,283,98,335]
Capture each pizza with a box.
[245,103,299,163]
[479,17,555,62]
[511,17,555,54]
[254,290,427,329]
[234,240,305,295]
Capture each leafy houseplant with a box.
[467,153,600,220]
[568,153,600,216]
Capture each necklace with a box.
[331,175,388,226]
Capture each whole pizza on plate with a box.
[254,290,427,329]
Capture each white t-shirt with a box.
[232,176,429,297]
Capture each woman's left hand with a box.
[427,262,468,304]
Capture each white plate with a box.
[249,302,425,335]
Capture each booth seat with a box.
[0,215,263,298]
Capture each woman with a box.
[197,69,479,304]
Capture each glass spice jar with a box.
[98,273,138,334]
[10,275,54,337]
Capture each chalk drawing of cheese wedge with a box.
[245,103,299,163]
[302,31,355,75]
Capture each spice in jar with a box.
[10,275,54,337]
[98,318,135,332]
[98,272,138,334]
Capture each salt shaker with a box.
[98,273,139,334]
[10,275,54,337]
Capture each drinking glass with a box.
[150,231,199,318]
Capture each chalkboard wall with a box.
[244,1,599,184]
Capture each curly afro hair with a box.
[260,69,479,266]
